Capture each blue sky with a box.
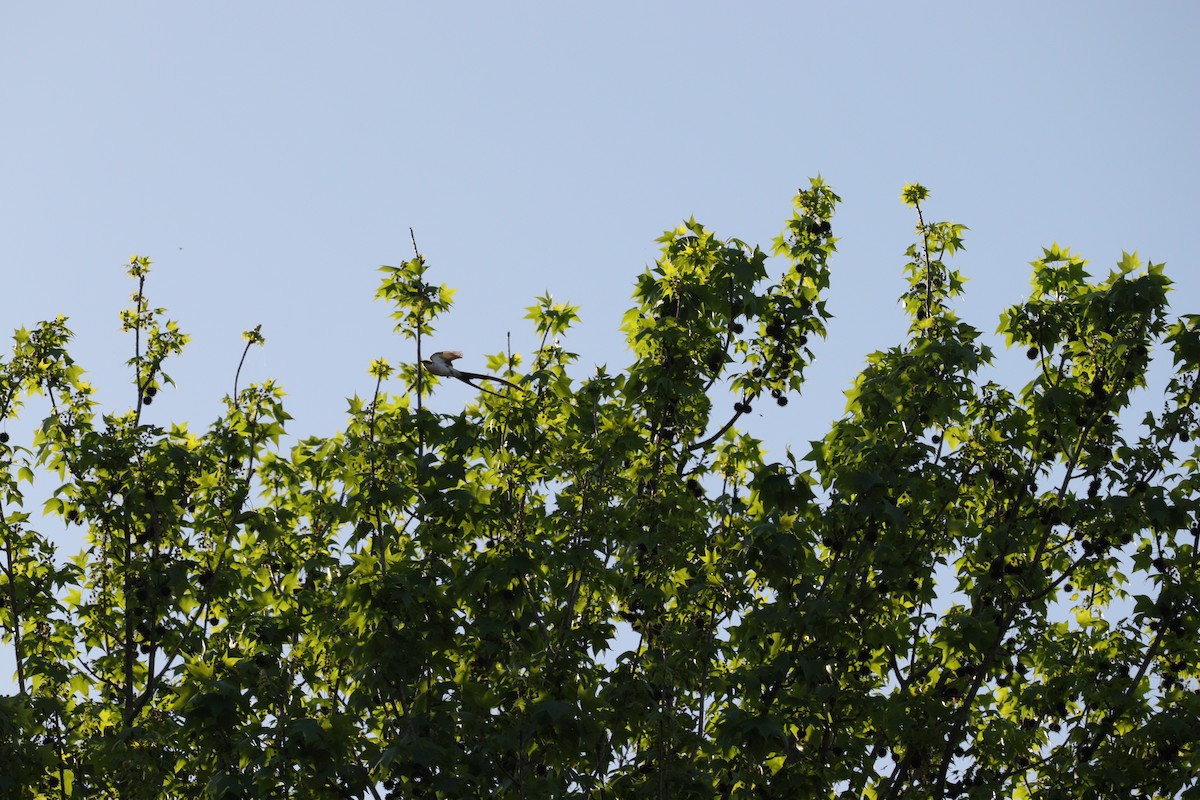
[3,3,1197,445]
[1,2,1197,657]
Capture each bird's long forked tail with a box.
[455,371,526,396]
[457,371,524,391]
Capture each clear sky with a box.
[1,3,1197,653]
[3,3,1197,438]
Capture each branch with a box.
[232,324,262,407]
[688,407,745,452]
[0,514,26,695]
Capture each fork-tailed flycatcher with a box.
[421,351,524,397]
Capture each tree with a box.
[1,180,1197,798]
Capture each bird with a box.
[421,351,525,397]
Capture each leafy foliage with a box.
[1,180,1197,798]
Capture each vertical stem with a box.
[133,274,146,425]
[0,521,26,694]
[122,513,136,728]
[369,372,385,560]
[913,200,934,319]
[411,228,426,467]
[232,329,258,408]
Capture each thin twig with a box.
[232,327,260,409]
[410,228,427,513]
[133,275,146,423]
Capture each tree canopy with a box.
[2,180,1198,798]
